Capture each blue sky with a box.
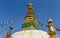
[0,0,60,38]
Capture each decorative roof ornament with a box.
[22,3,39,30]
[5,27,13,38]
[48,18,56,38]
[48,18,53,23]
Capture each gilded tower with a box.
[48,19,56,38]
[22,3,39,30]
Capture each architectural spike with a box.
[22,3,39,30]
[48,19,56,38]
[5,28,13,38]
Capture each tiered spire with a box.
[22,3,39,30]
[48,19,56,38]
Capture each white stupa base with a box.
[12,30,49,38]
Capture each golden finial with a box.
[29,3,33,5]
[48,19,56,36]
[48,18,53,26]
[48,19,53,23]
[5,27,13,38]
[48,18,53,21]
[28,3,33,9]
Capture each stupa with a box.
[5,3,56,38]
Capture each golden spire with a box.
[22,3,39,30]
[48,19,56,38]
[28,3,33,9]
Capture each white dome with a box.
[12,30,49,38]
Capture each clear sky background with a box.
[0,0,60,38]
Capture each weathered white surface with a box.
[12,30,49,38]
